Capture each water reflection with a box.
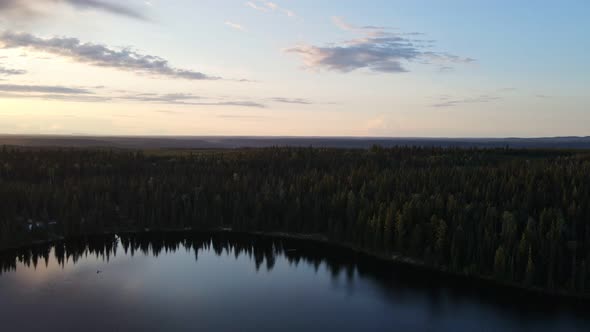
[0,232,589,332]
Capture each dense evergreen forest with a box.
[1,146,589,295]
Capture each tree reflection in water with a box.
[0,231,588,323]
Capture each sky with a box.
[0,0,588,137]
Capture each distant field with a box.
[2,135,590,149]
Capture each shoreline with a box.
[2,227,589,303]
[243,230,590,303]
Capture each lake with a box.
[0,232,588,331]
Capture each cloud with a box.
[0,83,112,102]
[154,110,181,115]
[0,0,147,20]
[121,93,200,103]
[431,94,500,108]
[65,0,147,20]
[331,17,387,33]
[217,114,270,119]
[0,31,221,81]
[269,97,312,105]
[245,1,295,18]
[126,94,266,108]
[0,65,26,75]
[285,17,474,74]
[246,1,268,12]
[8,93,110,102]
[117,92,264,108]
[363,115,400,136]
[213,101,265,108]
[0,83,266,107]
[225,21,246,31]
[332,16,357,31]
[498,87,517,92]
[0,83,91,94]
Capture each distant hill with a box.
[1,135,590,149]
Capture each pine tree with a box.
[494,246,507,279]
[525,247,535,286]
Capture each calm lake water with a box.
[0,232,588,332]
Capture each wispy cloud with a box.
[0,83,266,108]
[0,31,222,81]
[499,87,517,92]
[1,93,110,102]
[119,92,265,108]
[245,1,296,18]
[0,83,91,94]
[431,94,500,108]
[331,17,387,33]
[285,17,473,74]
[0,0,147,20]
[269,97,312,105]
[213,101,265,108]
[120,93,200,103]
[0,65,26,75]
[225,21,246,31]
[154,110,181,115]
[217,114,271,119]
[246,1,268,12]
[0,83,110,102]
[66,0,147,20]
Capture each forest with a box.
[0,146,589,296]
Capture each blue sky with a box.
[0,0,588,137]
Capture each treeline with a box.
[0,146,589,295]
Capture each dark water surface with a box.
[0,232,588,332]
